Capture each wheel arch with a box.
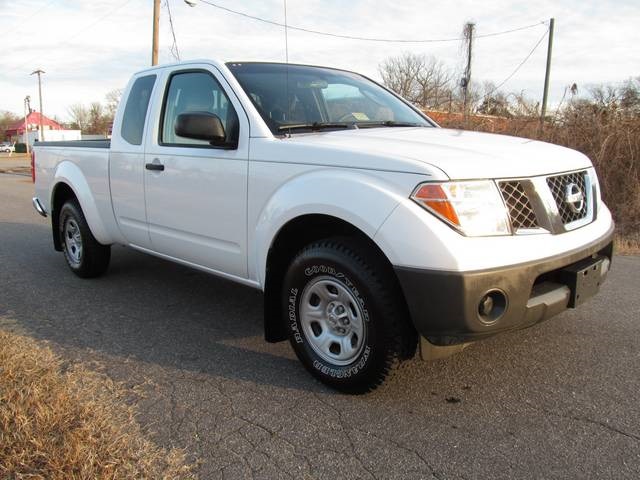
[50,181,77,251]
[262,213,413,343]
[50,161,113,247]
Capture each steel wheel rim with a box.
[64,217,83,267]
[299,276,367,366]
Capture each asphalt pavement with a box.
[1,172,639,479]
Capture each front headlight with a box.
[411,180,511,236]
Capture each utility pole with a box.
[462,22,475,122]
[23,96,31,155]
[540,18,555,127]
[152,0,160,65]
[30,69,45,141]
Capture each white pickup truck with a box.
[32,60,614,393]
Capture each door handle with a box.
[145,161,165,172]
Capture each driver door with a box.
[143,66,249,279]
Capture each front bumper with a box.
[394,226,614,346]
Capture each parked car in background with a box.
[1,142,15,153]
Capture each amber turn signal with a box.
[411,184,460,227]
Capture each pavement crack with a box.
[312,393,447,480]
[312,394,441,480]
[565,413,640,442]
[311,394,376,478]
[237,414,308,479]
[361,428,443,480]
[525,401,640,443]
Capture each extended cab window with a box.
[121,74,156,145]
[161,71,239,146]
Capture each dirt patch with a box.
[0,330,197,479]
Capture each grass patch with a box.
[0,330,196,479]
[615,233,640,255]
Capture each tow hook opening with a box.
[600,257,611,279]
[478,289,507,324]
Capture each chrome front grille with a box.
[546,171,589,224]
[498,169,593,234]
[498,181,539,230]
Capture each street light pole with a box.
[30,69,45,141]
[152,0,160,65]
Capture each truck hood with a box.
[285,127,592,179]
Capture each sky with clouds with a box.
[1,0,638,122]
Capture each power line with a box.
[199,0,546,43]
[3,0,59,38]
[165,0,181,61]
[5,0,134,76]
[480,26,549,102]
[55,0,136,50]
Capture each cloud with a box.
[0,0,637,120]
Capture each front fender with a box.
[253,168,426,287]
[52,161,114,245]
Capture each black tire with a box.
[58,199,111,278]
[282,237,417,394]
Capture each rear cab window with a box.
[121,74,156,145]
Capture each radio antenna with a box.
[284,0,291,136]
[284,0,289,62]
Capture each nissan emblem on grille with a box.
[564,183,585,214]
[546,171,590,225]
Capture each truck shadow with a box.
[2,222,327,392]
[2,220,625,401]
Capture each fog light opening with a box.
[478,290,507,324]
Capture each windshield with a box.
[227,62,432,134]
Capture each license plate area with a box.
[559,256,606,308]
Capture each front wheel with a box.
[59,200,111,278]
[282,238,416,394]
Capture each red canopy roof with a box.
[5,111,63,136]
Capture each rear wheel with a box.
[282,238,416,393]
[59,200,111,278]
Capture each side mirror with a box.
[175,112,228,147]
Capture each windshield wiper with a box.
[277,122,354,132]
[357,121,427,128]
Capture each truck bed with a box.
[35,139,111,149]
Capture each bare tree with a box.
[105,89,123,119]
[379,53,424,102]
[415,59,453,109]
[67,103,89,132]
[476,81,512,117]
[88,102,110,135]
[379,53,453,109]
[619,77,640,111]
[67,88,121,136]
[509,91,540,117]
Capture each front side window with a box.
[121,74,156,145]
[161,71,239,146]
[227,62,432,134]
